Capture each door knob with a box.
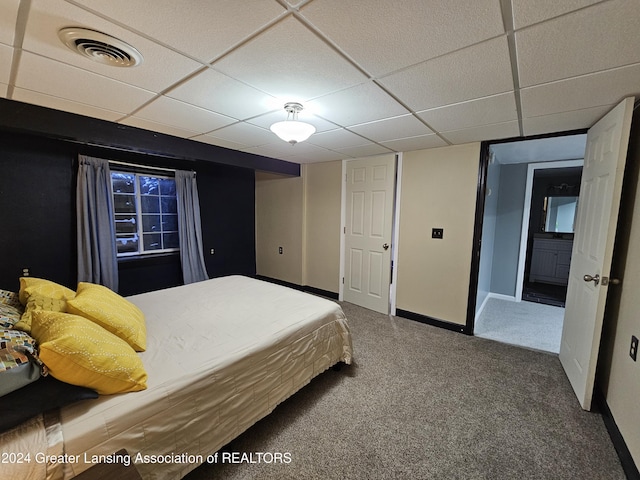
[583,274,600,286]
[382,243,389,250]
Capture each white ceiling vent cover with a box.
[58,27,143,67]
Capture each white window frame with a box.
[111,170,180,258]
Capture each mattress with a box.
[58,275,352,479]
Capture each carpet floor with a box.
[475,297,565,353]
[184,301,624,480]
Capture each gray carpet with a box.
[475,297,565,353]
[184,301,624,480]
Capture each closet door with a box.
[344,155,396,314]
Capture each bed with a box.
[0,275,353,479]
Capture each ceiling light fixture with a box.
[270,102,316,145]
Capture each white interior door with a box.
[560,97,634,410]
[344,155,396,314]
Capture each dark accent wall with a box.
[0,134,76,292]
[0,130,256,295]
[196,162,255,281]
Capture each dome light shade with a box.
[270,120,316,145]
[270,103,316,145]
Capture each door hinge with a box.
[342,277,344,284]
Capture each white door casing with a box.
[559,97,634,410]
[344,155,396,314]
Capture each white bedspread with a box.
[59,276,352,479]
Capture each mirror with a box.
[544,196,578,233]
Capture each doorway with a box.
[474,133,587,352]
[520,164,583,308]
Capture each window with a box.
[111,171,179,257]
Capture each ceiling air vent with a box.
[58,27,143,67]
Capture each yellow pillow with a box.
[67,283,146,352]
[14,293,67,334]
[30,311,147,395]
[19,277,76,306]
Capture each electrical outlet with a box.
[432,228,444,239]
[210,248,215,255]
[278,246,283,254]
[630,335,638,362]
[22,268,30,277]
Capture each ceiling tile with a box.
[73,0,286,63]
[0,44,13,84]
[334,143,394,158]
[296,148,347,163]
[307,128,371,149]
[511,0,602,30]
[520,64,640,118]
[133,96,237,134]
[441,121,520,144]
[22,0,202,93]
[516,0,640,87]
[247,108,337,133]
[381,134,448,152]
[118,116,201,139]
[213,16,367,100]
[300,0,504,77]
[203,122,278,147]
[417,93,518,132]
[307,82,408,126]
[190,134,250,152]
[0,0,20,46]
[244,142,346,163]
[15,52,155,113]
[12,87,123,122]
[522,105,612,136]
[348,114,434,143]
[241,144,293,161]
[167,68,276,120]
[379,36,513,111]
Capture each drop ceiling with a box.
[1,0,639,164]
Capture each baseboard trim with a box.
[303,285,339,300]
[254,275,338,300]
[396,309,469,334]
[488,292,518,302]
[255,275,303,291]
[475,294,491,320]
[594,387,640,480]
[475,292,518,322]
